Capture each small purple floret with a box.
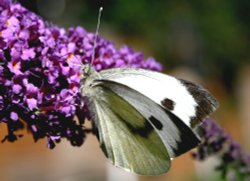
[193,119,250,180]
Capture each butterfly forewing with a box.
[99,68,218,129]
[86,83,171,175]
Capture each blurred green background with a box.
[1,0,250,181]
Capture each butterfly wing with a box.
[95,79,200,158]
[99,68,218,129]
[86,84,171,175]
[82,67,218,175]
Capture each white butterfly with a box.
[80,64,218,175]
[77,7,218,176]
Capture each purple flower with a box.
[0,96,3,110]
[7,61,22,75]
[25,83,39,94]
[193,119,250,180]
[6,16,19,30]
[0,0,11,9]
[1,28,14,39]
[12,84,22,94]
[21,48,35,60]
[26,98,37,110]
[10,111,18,121]
[18,29,29,40]
[0,1,162,149]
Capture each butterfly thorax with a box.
[80,64,102,98]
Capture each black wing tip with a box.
[180,79,219,128]
[165,110,201,157]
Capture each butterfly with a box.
[80,64,218,175]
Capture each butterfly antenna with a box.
[90,7,103,66]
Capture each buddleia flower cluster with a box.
[0,0,162,148]
[193,118,250,181]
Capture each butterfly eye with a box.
[82,64,90,75]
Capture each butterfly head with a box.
[81,63,99,83]
[82,64,91,76]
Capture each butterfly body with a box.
[80,65,218,175]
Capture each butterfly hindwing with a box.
[87,84,171,175]
[97,79,200,158]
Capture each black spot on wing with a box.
[112,109,162,137]
[164,110,200,156]
[161,98,175,111]
[112,110,154,138]
[180,79,218,128]
[124,118,154,138]
[123,111,198,156]
[149,116,163,130]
